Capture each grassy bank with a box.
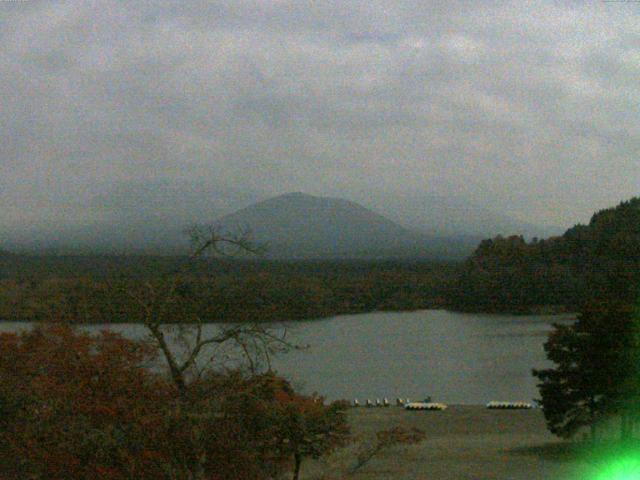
[303,406,593,479]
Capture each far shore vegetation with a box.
[2,199,639,323]
[0,256,457,324]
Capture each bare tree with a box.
[125,224,294,396]
[346,427,425,477]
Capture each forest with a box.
[449,197,640,314]
[0,255,456,324]
[530,199,640,443]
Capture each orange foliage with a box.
[0,326,178,480]
[266,382,351,479]
[0,325,173,479]
[0,327,346,479]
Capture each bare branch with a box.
[127,222,302,398]
[184,224,266,261]
[178,327,241,375]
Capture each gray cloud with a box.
[1,0,639,236]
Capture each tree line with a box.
[449,198,640,314]
[0,257,455,324]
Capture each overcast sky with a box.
[1,0,639,233]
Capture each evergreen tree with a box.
[534,300,640,439]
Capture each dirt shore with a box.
[303,405,591,480]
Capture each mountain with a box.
[368,193,562,240]
[2,184,554,257]
[214,192,479,259]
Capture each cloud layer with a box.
[1,0,639,234]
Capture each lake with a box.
[0,310,574,404]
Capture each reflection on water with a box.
[0,310,574,404]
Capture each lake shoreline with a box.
[447,304,575,316]
[0,303,575,325]
[0,310,576,404]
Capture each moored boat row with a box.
[351,399,534,411]
[486,401,533,409]
[404,402,448,411]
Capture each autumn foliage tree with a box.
[268,384,350,480]
[0,325,354,479]
[0,325,173,479]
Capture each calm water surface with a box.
[0,310,574,404]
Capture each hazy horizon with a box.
[1,1,639,238]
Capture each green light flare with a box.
[592,454,640,480]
